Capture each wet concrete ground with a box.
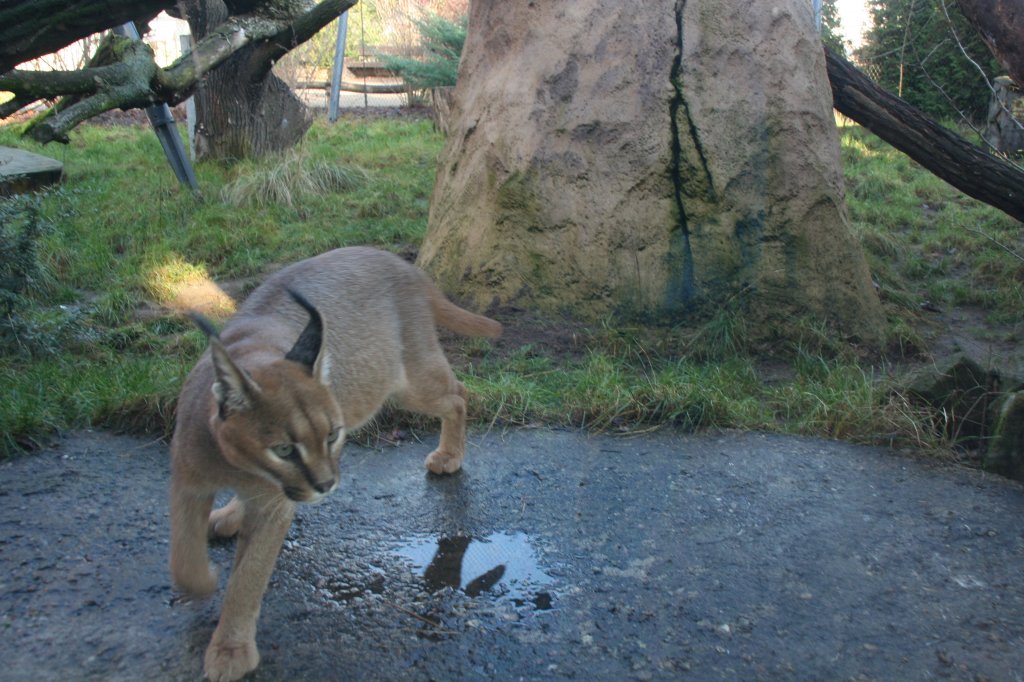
[1,428,1023,681]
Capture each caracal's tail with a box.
[428,285,502,338]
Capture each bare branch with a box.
[0,92,40,118]
[962,225,1024,263]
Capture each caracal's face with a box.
[213,361,345,504]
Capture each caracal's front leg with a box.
[169,475,217,597]
[204,492,295,682]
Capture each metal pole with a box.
[813,0,823,30]
[112,22,199,192]
[328,12,350,122]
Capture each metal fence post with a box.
[328,12,350,122]
[112,22,199,192]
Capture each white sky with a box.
[835,0,871,49]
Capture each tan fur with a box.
[168,247,501,681]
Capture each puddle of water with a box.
[393,532,554,608]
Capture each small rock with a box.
[906,354,996,444]
[0,147,63,196]
[982,391,1024,482]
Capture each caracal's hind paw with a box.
[204,637,259,682]
[172,561,218,599]
[424,449,463,475]
[208,498,244,540]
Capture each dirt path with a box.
[1,429,1022,680]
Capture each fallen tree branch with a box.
[962,226,1024,263]
[0,0,356,143]
[0,0,171,73]
[296,79,410,94]
[826,45,1024,224]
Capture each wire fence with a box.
[283,0,468,111]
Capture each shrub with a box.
[0,195,71,356]
[381,13,467,89]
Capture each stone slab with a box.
[0,145,63,196]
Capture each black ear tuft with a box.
[189,311,221,340]
[285,288,325,373]
[189,312,259,419]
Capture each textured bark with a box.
[955,0,1024,88]
[182,0,309,161]
[826,46,1024,224]
[429,86,455,135]
[420,0,884,343]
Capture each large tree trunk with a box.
[419,0,884,344]
[182,0,310,161]
[825,46,1024,223]
[955,0,1024,88]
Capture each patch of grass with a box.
[461,340,946,452]
[220,147,369,208]
[0,345,191,454]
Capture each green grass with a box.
[457,346,938,450]
[0,115,1020,457]
[0,116,440,453]
[839,119,1024,324]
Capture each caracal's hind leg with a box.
[398,354,468,474]
[208,496,245,540]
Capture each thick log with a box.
[295,80,409,94]
[826,46,1024,224]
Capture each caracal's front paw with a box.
[425,449,463,474]
[204,637,259,682]
[208,499,244,540]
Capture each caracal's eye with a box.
[326,427,343,445]
[271,442,299,460]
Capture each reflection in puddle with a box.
[394,532,554,609]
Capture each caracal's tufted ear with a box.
[284,288,331,386]
[190,312,261,419]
